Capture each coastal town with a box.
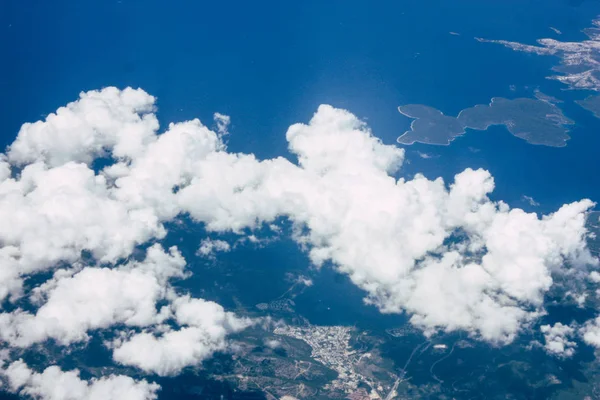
[274,324,399,398]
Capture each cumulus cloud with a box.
[0,245,184,347]
[540,323,577,357]
[111,295,253,376]
[197,238,231,258]
[168,102,596,342]
[181,106,592,342]
[0,160,166,303]
[0,88,256,393]
[1,359,159,400]
[580,316,600,349]
[8,87,158,167]
[0,87,597,395]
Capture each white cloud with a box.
[522,195,540,207]
[540,323,577,357]
[0,247,25,303]
[415,151,438,159]
[0,161,166,303]
[296,276,313,287]
[0,245,184,347]
[580,316,600,349]
[112,327,229,377]
[8,87,158,167]
[107,118,227,222]
[264,339,281,349]
[213,113,231,136]
[197,238,231,258]
[111,295,253,376]
[1,359,159,400]
[0,89,257,395]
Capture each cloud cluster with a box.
[0,87,597,397]
[111,295,253,376]
[197,239,231,258]
[0,88,255,395]
[8,87,159,167]
[0,161,167,302]
[540,323,577,358]
[0,242,251,396]
[580,316,600,349]
[0,245,185,347]
[1,360,159,400]
[173,103,594,342]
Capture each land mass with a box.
[397,97,573,147]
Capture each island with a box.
[397,97,573,147]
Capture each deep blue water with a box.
[4,0,600,398]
